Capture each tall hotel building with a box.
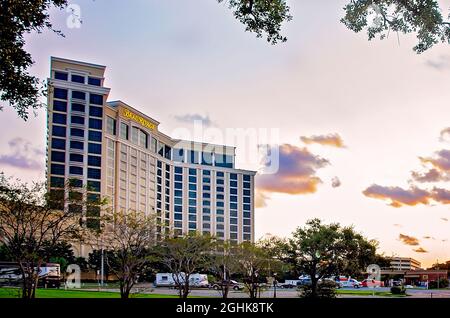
[46,57,255,248]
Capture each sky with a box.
[0,0,449,267]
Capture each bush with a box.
[428,278,449,289]
[299,280,337,298]
[390,286,406,295]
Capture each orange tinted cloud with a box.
[431,188,450,204]
[256,144,329,196]
[413,247,428,253]
[363,185,431,207]
[420,149,450,172]
[300,133,345,148]
[399,234,420,246]
[255,190,270,208]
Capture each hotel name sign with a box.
[121,109,156,131]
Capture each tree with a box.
[341,0,450,53]
[89,210,158,299]
[0,0,68,120]
[218,0,292,44]
[235,241,275,298]
[158,233,213,299]
[209,241,241,299]
[285,219,381,298]
[0,174,89,299]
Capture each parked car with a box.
[210,280,244,291]
[361,279,383,288]
[278,282,297,289]
[339,278,362,288]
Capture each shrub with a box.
[428,278,449,289]
[390,286,406,295]
[299,280,337,298]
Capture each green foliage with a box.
[0,0,68,120]
[341,0,450,53]
[390,285,406,294]
[299,280,337,299]
[218,0,292,44]
[428,278,449,289]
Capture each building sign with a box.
[121,108,156,130]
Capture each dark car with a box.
[278,282,296,289]
[210,280,244,291]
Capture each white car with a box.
[339,279,362,288]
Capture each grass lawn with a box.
[336,289,408,297]
[0,287,179,298]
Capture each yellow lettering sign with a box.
[122,109,156,130]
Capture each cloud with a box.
[419,149,450,173]
[255,190,270,208]
[441,217,448,222]
[331,176,341,188]
[256,144,329,195]
[439,127,450,142]
[411,168,449,183]
[300,133,345,148]
[363,185,431,207]
[399,234,420,246]
[431,188,450,204]
[413,247,428,253]
[174,113,213,126]
[0,138,44,170]
[423,236,435,240]
[425,55,450,71]
[393,224,402,228]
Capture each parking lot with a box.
[83,284,450,298]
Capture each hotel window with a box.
[106,116,116,135]
[71,128,84,138]
[72,103,85,113]
[69,166,83,175]
[89,106,103,118]
[53,100,67,112]
[188,150,198,164]
[88,168,101,179]
[173,148,184,163]
[88,143,102,154]
[51,151,65,163]
[88,155,101,167]
[71,74,85,84]
[131,127,139,144]
[70,140,84,150]
[50,176,65,188]
[54,72,68,81]
[120,123,129,140]
[88,77,101,86]
[201,152,213,166]
[87,181,101,192]
[71,116,84,125]
[51,164,65,176]
[54,88,68,99]
[52,126,66,137]
[72,91,86,100]
[157,142,164,157]
[53,113,66,125]
[52,138,66,150]
[88,130,102,142]
[70,153,83,162]
[139,130,148,148]
[89,118,102,130]
[90,94,103,105]
[164,145,171,160]
[217,171,224,177]
[150,137,157,153]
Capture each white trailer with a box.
[154,273,209,288]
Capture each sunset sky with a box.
[0,0,449,267]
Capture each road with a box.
[83,284,450,298]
